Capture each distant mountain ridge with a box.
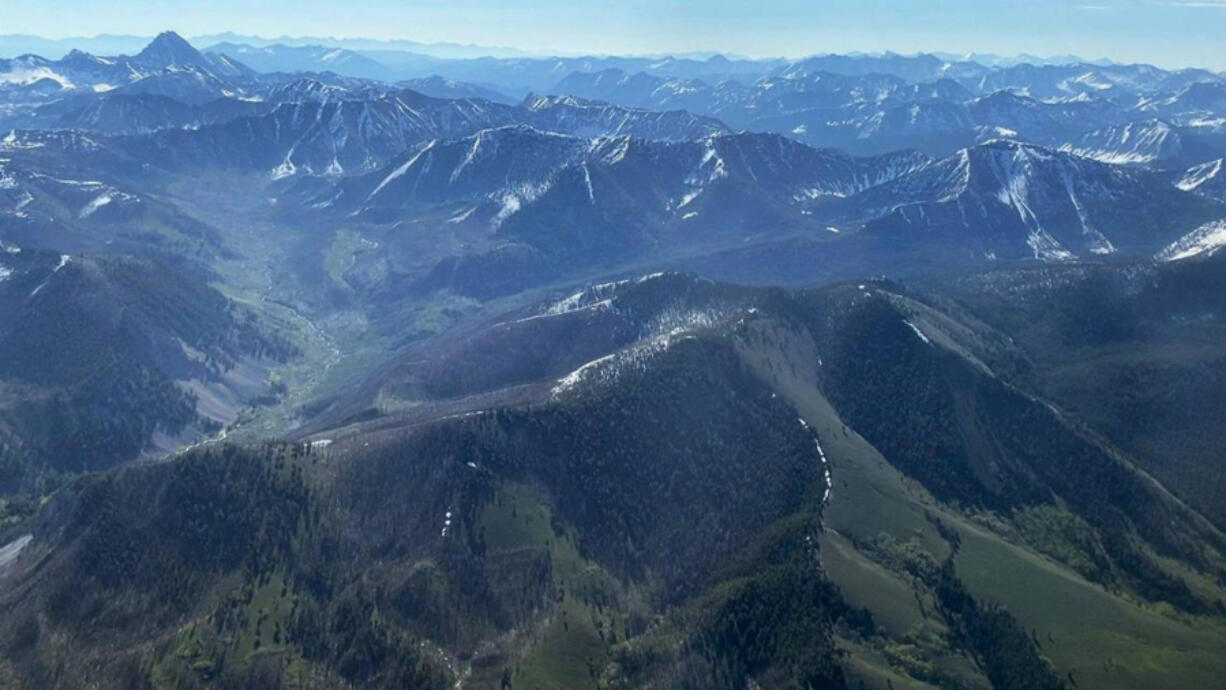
[0,31,260,105]
[551,64,1226,158]
[6,32,1226,166]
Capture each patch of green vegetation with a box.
[954,520,1226,690]
[233,571,297,660]
[969,504,1113,585]
[515,596,615,690]
[479,482,626,690]
[822,531,931,639]
[323,230,367,292]
[838,636,946,690]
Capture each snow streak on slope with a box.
[1157,219,1226,261]
[983,143,1076,261]
[1179,159,1223,192]
[797,417,833,504]
[0,534,32,577]
[549,275,741,398]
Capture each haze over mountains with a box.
[2,29,1226,690]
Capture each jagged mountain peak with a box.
[134,31,206,69]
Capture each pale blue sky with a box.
[4,0,1225,69]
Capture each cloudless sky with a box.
[4,0,1226,69]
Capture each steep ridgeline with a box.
[0,244,295,497]
[119,90,526,177]
[1060,119,1226,169]
[8,41,1226,167]
[21,74,383,134]
[294,132,1222,312]
[305,127,928,299]
[109,90,737,178]
[35,91,269,135]
[1140,81,1226,121]
[552,69,1124,157]
[7,112,1215,343]
[12,82,726,151]
[0,38,781,130]
[335,127,929,218]
[3,272,1224,690]
[0,31,258,106]
[203,41,401,82]
[550,61,1226,159]
[521,94,729,140]
[557,56,1224,112]
[846,139,1224,262]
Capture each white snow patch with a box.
[904,320,933,345]
[1157,219,1226,261]
[0,534,32,576]
[447,207,476,224]
[797,418,832,503]
[581,163,595,204]
[79,192,113,218]
[491,180,552,229]
[0,66,74,88]
[29,254,69,297]
[366,140,436,202]
[441,506,454,537]
[13,191,33,213]
[594,135,631,165]
[551,303,732,397]
[1178,159,1222,192]
[552,352,619,394]
[270,156,297,180]
[494,194,522,224]
[450,131,486,183]
[678,137,729,209]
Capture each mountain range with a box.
[1,30,1226,690]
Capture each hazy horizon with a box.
[4,0,1226,70]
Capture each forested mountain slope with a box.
[3,272,1224,690]
[0,246,294,496]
